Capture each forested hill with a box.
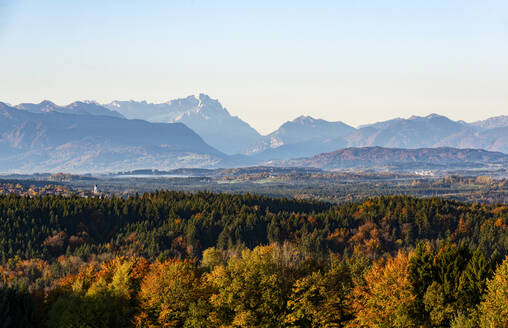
[280,146,508,169]
[0,192,507,327]
[0,192,506,262]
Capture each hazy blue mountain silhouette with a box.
[105,94,260,154]
[16,100,125,118]
[345,114,507,153]
[2,95,507,172]
[245,116,355,159]
[345,114,467,148]
[0,102,228,172]
[251,113,507,160]
[471,115,508,130]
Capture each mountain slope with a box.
[171,94,261,155]
[345,114,470,148]
[246,116,355,159]
[16,100,125,118]
[0,103,227,172]
[105,99,182,122]
[471,115,508,130]
[104,94,261,154]
[244,113,508,161]
[280,146,508,170]
[344,114,508,153]
[358,117,405,130]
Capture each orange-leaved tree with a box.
[347,251,418,328]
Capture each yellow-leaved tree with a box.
[135,259,209,328]
[477,257,508,328]
[205,245,291,328]
[347,251,418,328]
[47,257,149,328]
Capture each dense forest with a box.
[0,192,506,327]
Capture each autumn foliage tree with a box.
[135,259,209,328]
[205,245,294,328]
[477,257,508,328]
[285,256,369,328]
[0,193,505,327]
[347,251,418,328]
[46,257,149,328]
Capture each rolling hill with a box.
[278,146,508,170]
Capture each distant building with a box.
[414,170,434,177]
[93,185,99,195]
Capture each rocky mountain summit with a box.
[105,94,260,154]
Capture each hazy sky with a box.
[1,0,507,134]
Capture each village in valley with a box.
[0,182,103,198]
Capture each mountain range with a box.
[104,94,260,154]
[0,94,507,172]
[0,102,230,172]
[245,116,356,160]
[15,100,125,119]
[102,95,507,158]
[103,95,508,159]
[247,114,507,159]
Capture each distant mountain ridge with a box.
[471,115,508,130]
[345,114,469,149]
[348,114,507,153]
[2,94,507,172]
[104,94,260,154]
[248,113,508,160]
[244,116,356,159]
[16,100,125,118]
[277,146,508,170]
[0,102,230,172]
[103,94,507,158]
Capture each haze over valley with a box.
[2,2,508,327]
[0,94,506,173]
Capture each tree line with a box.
[0,191,506,327]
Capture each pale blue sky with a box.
[1,0,507,133]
